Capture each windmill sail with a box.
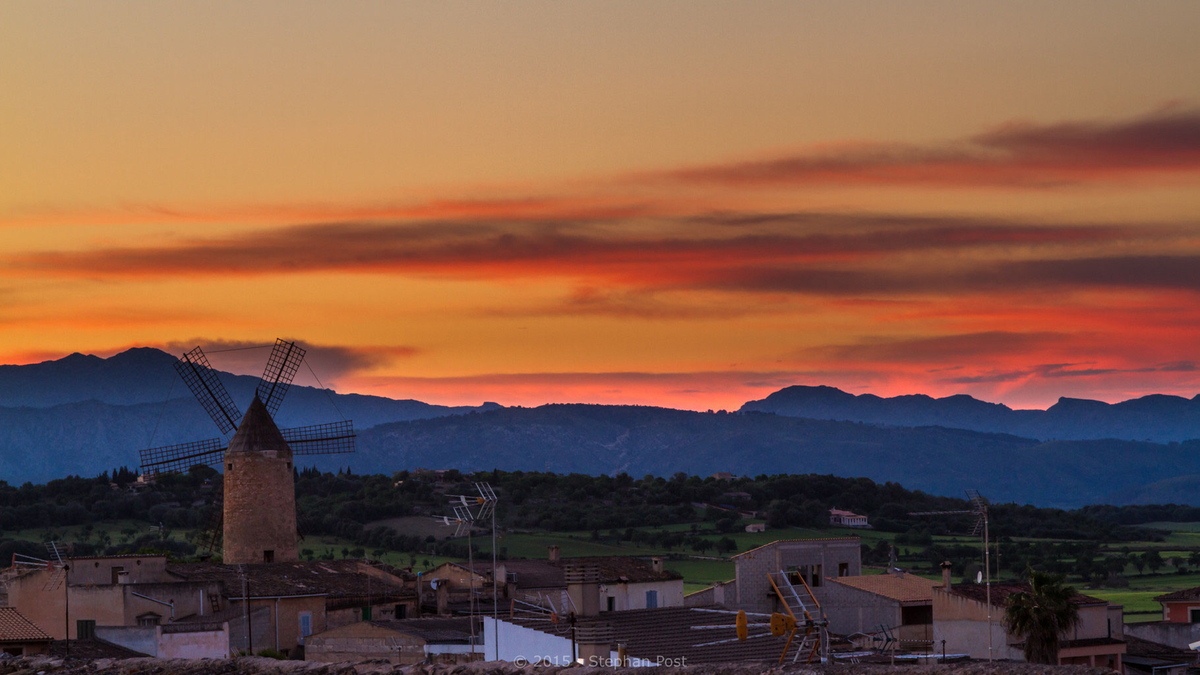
[140,339,355,480]
[140,438,227,476]
[281,420,356,455]
[175,347,243,434]
[257,339,306,418]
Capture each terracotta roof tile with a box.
[166,559,412,599]
[0,607,52,643]
[1154,587,1200,602]
[830,572,938,603]
[454,556,681,588]
[509,605,814,664]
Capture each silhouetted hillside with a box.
[350,404,1200,508]
[740,385,1200,443]
[0,349,499,482]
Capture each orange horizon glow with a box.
[4,3,1200,412]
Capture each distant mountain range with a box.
[741,385,1200,443]
[3,349,1200,508]
[0,348,498,483]
[351,405,1200,509]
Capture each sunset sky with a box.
[4,2,1200,410]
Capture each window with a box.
[77,619,96,640]
[787,565,808,586]
[394,604,407,620]
[227,463,233,471]
[263,550,274,563]
[606,597,616,612]
[362,606,372,620]
[901,605,933,626]
[811,564,822,587]
[137,613,161,627]
[838,563,850,577]
[1189,608,1200,624]
[645,590,658,609]
[299,613,312,644]
[110,566,125,584]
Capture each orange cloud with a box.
[667,109,1200,188]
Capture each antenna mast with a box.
[910,489,991,662]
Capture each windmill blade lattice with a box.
[282,420,356,455]
[140,339,357,482]
[175,347,243,434]
[257,339,307,418]
[140,437,227,476]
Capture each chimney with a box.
[548,545,560,562]
[941,560,952,590]
[434,579,449,616]
[650,557,663,574]
[565,563,601,618]
[415,574,425,618]
[574,620,613,667]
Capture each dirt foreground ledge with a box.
[0,657,1120,675]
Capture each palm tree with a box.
[1004,570,1082,664]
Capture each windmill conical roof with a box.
[227,395,291,457]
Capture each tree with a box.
[1144,550,1164,575]
[1004,570,1082,664]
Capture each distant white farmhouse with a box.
[829,508,869,528]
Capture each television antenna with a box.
[691,570,829,664]
[434,481,500,657]
[138,339,356,553]
[13,542,71,652]
[909,489,991,661]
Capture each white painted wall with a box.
[159,629,230,659]
[482,618,649,667]
[602,580,685,611]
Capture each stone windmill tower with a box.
[139,339,356,564]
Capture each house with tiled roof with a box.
[932,572,1125,667]
[1122,634,1200,675]
[824,569,938,645]
[5,554,416,659]
[0,607,52,657]
[305,617,478,665]
[1125,585,1200,652]
[693,538,860,615]
[829,509,869,527]
[424,549,684,615]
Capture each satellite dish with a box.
[976,571,983,584]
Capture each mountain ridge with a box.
[4,349,1200,507]
[740,384,1200,442]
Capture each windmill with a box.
[909,488,992,661]
[139,339,356,564]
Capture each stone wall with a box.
[732,539,861,614]
[223,451,299,565]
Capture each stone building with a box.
[305,617,477,665]
[713,538,861,614]
[823,568,938,645]
[423,551,684,615]
[932,580,1125,667]
[4,554,416,658]
[222,397,299,564]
